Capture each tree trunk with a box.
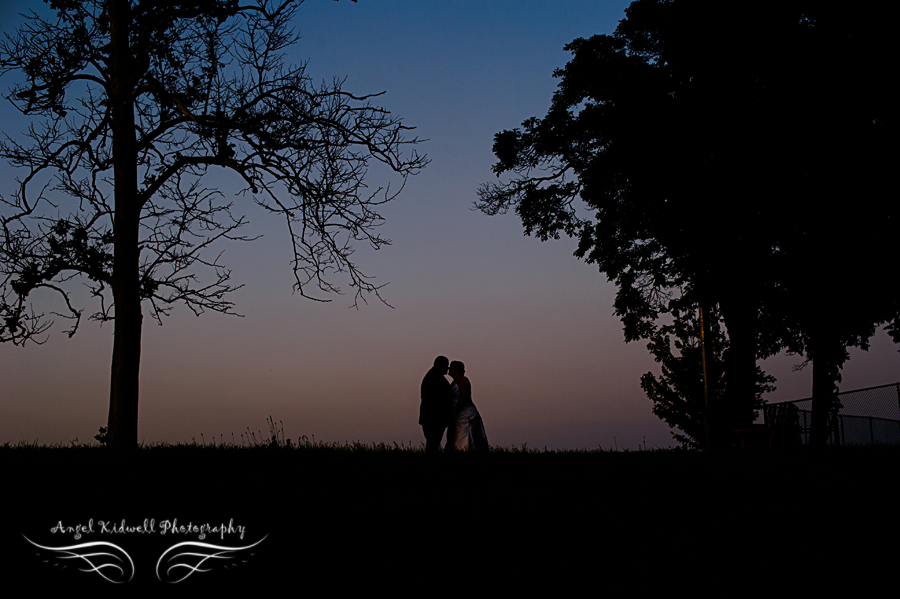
[719,293,758,448]
[107,279,142,449]
[106,0,142,450]
[809,332,841,447]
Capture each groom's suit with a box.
[419,367,451,453]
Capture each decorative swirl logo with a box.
[23,536,135,583]
[155,536,267,583]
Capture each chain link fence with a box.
[775,383,900,446]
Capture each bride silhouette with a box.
[445,361,489,452]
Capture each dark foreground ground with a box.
[1,443,896,593]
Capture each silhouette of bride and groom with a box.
[419,356,489,453]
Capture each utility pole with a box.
[700,304,715,450]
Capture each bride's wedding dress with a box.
[445,382,488,452]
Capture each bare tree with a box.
[0,0,427,448]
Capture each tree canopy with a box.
[478,0,896,445]
[0,0,426,448]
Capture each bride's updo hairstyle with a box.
[450,360,465,375]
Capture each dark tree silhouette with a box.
[477,0,895,447]
[730,3,896,446]
[641,302,774,449]
[0,0,426,449]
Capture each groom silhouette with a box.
[419,356,451,454]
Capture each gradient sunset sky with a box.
[2,0,898,449]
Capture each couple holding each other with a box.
[419,356,489,453]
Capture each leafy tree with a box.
[477,0,895,447]
[747,3,896,445]
[0,0,426,448]
[641,303,774,449]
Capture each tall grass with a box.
[1,415,672,454]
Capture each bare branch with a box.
[1,0,425,347]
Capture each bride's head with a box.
[449,361,465,379]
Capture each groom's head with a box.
[433,356,449,374]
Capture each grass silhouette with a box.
[2,421,896,592]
